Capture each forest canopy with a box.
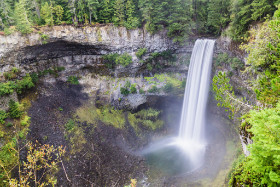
[1,0,280,41]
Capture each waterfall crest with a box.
[179,39,215,144]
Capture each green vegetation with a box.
[115,53,133,67]
[214,53,244,70]
[213,7,280,187]
[0,111,8,124]
[229,105,280,186]
[120,81,138,96]
[103,53,133,68]
[148,85,159,93]
[67,76,79,85]
[128,108,164,132]
[145,73,185,94]
[103,53,120,69]
[0,0,279,41]
[136,48,147,59]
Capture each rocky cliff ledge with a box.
[0,25,197,77]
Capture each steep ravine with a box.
[0,26,248,186]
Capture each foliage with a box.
[241,8,280,105]
[7,142,65,187]
[163,82,174,93]
[130,83,137,94]
[148,85,159,93]
[103,53,120,69]
[8,100,22,119]
[15,74,35,94]
[20,115,30,126]
[67,76,79,85]
[128,108,164,131]
[115,53,133,67]
[212,71,252,119]
[97,106,126,129]
[0,111,8,125]
[136,48,147,59]
[65,119,75,131]
[230,104,280,186]
[14,0,32,34]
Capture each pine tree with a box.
[86,0,99,24]
[41,2,54,26]
[14,0,32,34]
[113,0,125,26]
[207,0,230,35]
[125,0,140,29]
[53,5,64,24]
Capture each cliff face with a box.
[0,25,197,78]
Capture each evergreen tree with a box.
[113,0,125,26]
[207,0,230,35]
[14,0,32,34]
[0,0,14,29]
[41,2,54,26]
[98,0,114,23]
[86,0,99,24]
[125,0,140,29]
[53,5,64,24]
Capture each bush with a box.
[136,48,147,59]
[130,84,137,94]
[0,111,8,125]
[139,88,145,94]
[8,100,22,119]
[231,58,244,70]
[103,53,120,69]
[163,82,174,93]
[215,53,230,66]
[0,81,16,96]
[147,63,153,71]
[120,87,130,96]
[20,115,30,126]
[65,119,75,131]
[16,74,35,94]
[148,85,159,93]
[6,122,13,127]
[115,53,133,67]
[67,76,79,85]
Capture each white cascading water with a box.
[142,39,215,173]
[179,39,215,143]
[172,39,215,165]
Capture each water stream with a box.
[143,39,215,175]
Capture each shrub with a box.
[120,87,130,96]
[163,82,174,93]
[0,111,8,125]
[136,48,147,59]
[67,76,79,85]
[115,53,133,67]
[148,85,159,93]
[8,100,22,119]
[3,72,16,80]
[0,81,16,96]
[30,73,39,83]
[215,53,230,67]
[130,84,137,94]
[147,63,153,71]
[16,74,35,94]
[20,115,31,126]
[65,119,75,131]
[6,122,13,127]
[139,88,145,94]
[103,53,120,69]
[231,58,244,70]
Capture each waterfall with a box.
[179,39,215,145]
